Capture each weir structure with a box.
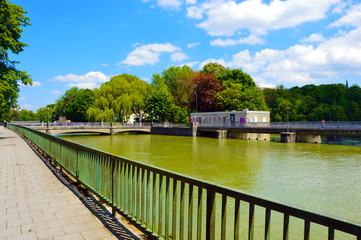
[9,124,361,240]
[11,121,361,143]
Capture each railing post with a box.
[111,156,116,216]
[110,121,114,135]
[206,190,216,240]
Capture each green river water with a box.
[61,133,361,238]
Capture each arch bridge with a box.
[20,122,151,135]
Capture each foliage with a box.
[216,83,267,111]
[202,62,227,76]
[144,84,174,122]
[10,109,37,121]
[0,0,32,120]
[263,83,361,122]
[53,87,95,122]
[191,73,223,112]
[216,68,256,88]
[87,74,150,122]
[154,65,196,108]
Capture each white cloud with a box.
[179,61,200,68]
[210,34,265,46]
[157,0,182,9]
[301,33,326,43]
[330,3,361,27]
[186,0,196,4]
[187,6,203,19]
[200,26,361,85]
[171,52,189,62]
[199,58,227,69]
[120,43,181,66]
[67,82,100,89]
[101,63,109,67]
[257,82,277,89]
[21,104,34,111]
[193,0,338,36]
[19,81,42,87]
[51,90,60,95]
[187,42,200,48]
[52,71,110,89]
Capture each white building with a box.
[190,109,271,140]
[190,109,270,124]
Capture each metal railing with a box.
[153,122,190,128]
[10,121,153,127]
[199,121,361,131]
[9,124,361,240]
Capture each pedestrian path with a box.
[0,126,139,240]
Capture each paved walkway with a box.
[0,126,133,240]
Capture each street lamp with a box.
[286,106,290,132]
[47,107,49,122]
[41,109,44,123]
[194,84,198,113]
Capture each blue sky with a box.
[11,0,361,111]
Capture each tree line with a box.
[7,62,361,123]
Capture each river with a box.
[61,133,361,237]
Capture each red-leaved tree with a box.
[192,73,223,112]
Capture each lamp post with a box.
[47,107,49,122]
[286,106,290,132]
[101,110,103,126]
[194,84,198,113]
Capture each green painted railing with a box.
[10,124,361,240]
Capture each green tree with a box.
[201,62,227,76]
[88,74,150,122]
[0,0,32,120]
[17,109,36,121]
[216,68,256,88]
[144,85,173,122]
[216,83,267,111]
[154,65,196,108]
[65,88,95,121]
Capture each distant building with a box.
[190,109,271,140]
[190,109,270,124]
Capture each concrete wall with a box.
[228,132,270,141]
[151,127,193,136]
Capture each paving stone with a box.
[0,127,121,240]
[21,222,48,234]
[54,232,85,240]
[36,227,66,239]
[80,228,113,240]
[62,222,95,235]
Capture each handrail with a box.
[199,121,361,130]
[9,124,361,239]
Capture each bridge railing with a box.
[11,121,153,127]
[199,121,361,130]
[153,122,190,128]
[9,124,361,240]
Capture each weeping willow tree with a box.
[87,74,150,122]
